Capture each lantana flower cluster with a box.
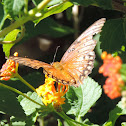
[0,52,18,81]
[99,51,124,99]
[0,52,68,108]
[36,75,68,107]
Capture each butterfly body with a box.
[9,18,106,86]
[44,62,76,85]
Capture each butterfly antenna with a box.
[52,46,60,63]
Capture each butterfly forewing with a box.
[60,18,106,62]
[9,56,53,69]
[60,18,106,86]
[9,18,106,86]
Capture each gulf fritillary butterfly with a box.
[9,18,106,86]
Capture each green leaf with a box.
[71,0,94,6]
[35,1,73,24]
[32,0,42,6]
[25,112,38,126]
[11,121,26,126]
[0,3,6,30]
[103,101,126,126]
[4,0,24,17]
[64,77,102,117]
[100,18,126,53]
[94,34,102,59]
[0,3,4,22]
[19,92,42,115]
[10,110,38,126]
[10,112,38,126]
[120,64,126,82]
[18,91,53,118]
[32,0,62,7]
[21,17,73,43]
[120,64,126,74]
[0,86,26,119]
[47,0,63,7]
[83,119,99,126]
[10,116,26,125]
[66,6,72,20]
[58,119,63,126]
[3,29,20,57]
[70,0,112,9]
[122,122,126,126]
[121,45,125,52]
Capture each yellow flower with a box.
[36,76,68,106]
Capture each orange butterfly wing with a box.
[8,56,75,84]
[8,56,53,69]
[60,18,106,85]
[9,18,106,86]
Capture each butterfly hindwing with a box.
[9,18,106,86]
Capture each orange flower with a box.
[99,51,122,77]
[36,76,68,106]
[103,74,124,99]
[99,51,124,99]
[0,52,18,81]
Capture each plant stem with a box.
[15,73,36,92]
[24,0,28,14]
[55,111,87,126]
[0,25,25,44]
[0,0,51,38]
[28,0,51,16]
[37,0,51,10]
[0,82,43,107]
[56,111,77,126]
[0,16,30,38]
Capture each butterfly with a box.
[9,18,106,87]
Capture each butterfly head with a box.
[52,62,64,70]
